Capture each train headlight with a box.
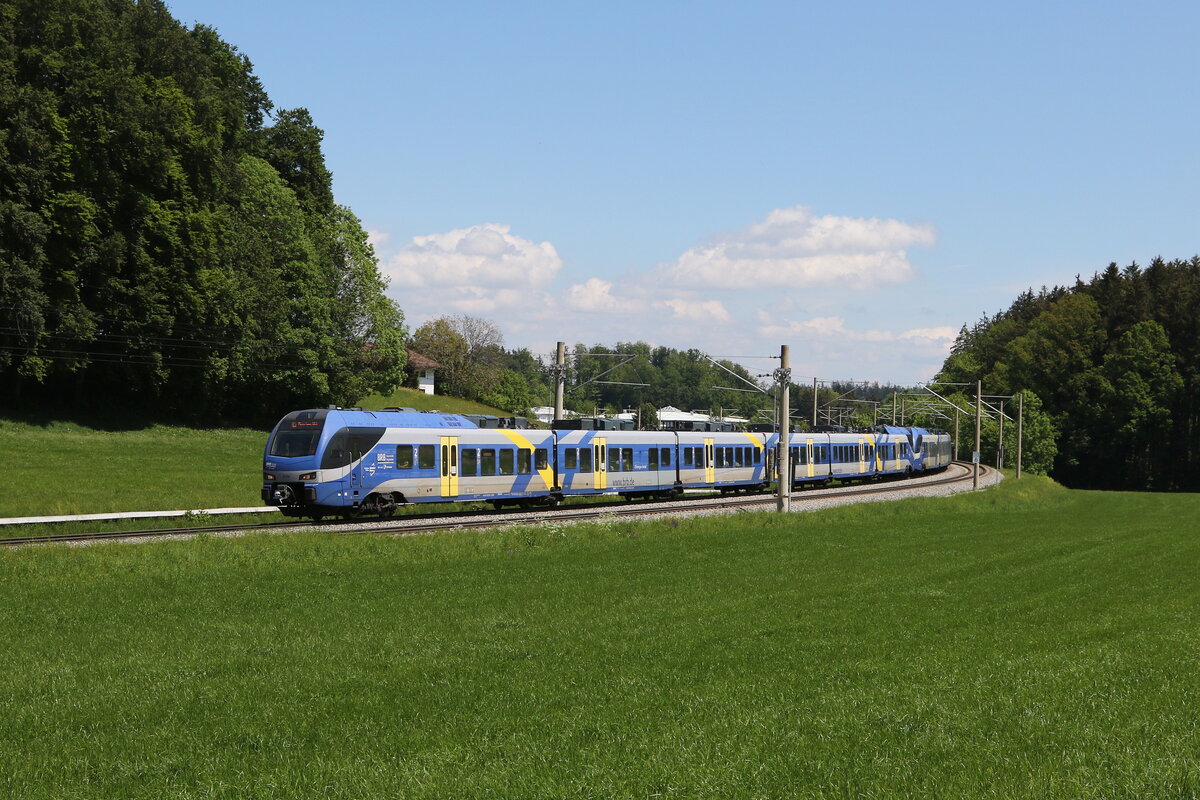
[299,472,316,481]
[264,472,275,481]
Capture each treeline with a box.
[407,317,945,434]
[406,317,784,421]
[938,257,1200,491]
[0,0,405,424]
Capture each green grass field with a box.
[2,476,1198,798]
[359,386,516,418]
[0,419,267,517]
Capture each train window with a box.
[684,448,694,467]
[500,449,515,475]
[754,448,761,464]
[397,446,413,470]
[418,444,435,469]
[535,449,548,470]
[461,448,477,477]
[797,447,806,466]
[270,429,320,458]
[715,448,724,468]
[608,448,621,472]
[518,450,531,475]
[579,448,592,473]
[481,449,496,475]
[726,447,734,466]
[565,448,577,470]
[696,446,704,467]
[661,448,672,467]
[622,448,633,471]
[648,448,658,470]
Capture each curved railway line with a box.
[2,462,997,548]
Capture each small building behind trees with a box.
[406,349,443,395]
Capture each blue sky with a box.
[166,0,1200,384]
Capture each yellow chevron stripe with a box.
[495,430,554,489]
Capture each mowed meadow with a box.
[2,477,1198,798]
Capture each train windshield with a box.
[268,409,329,458]
[270,430,321,458]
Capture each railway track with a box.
[2,462,994,548]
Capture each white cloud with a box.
[757,315,892,342]
[664,205,935,290]
[381,223,562,290]
[654,297,732,322]
[366,229,390,250]
[565,278,629,312]
[899,326,959,342]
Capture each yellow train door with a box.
[440,437,458,498]
[704,437,715,484]
[594,437,607,490]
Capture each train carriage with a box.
[676,431,770,493]
[553,429,679,499]
[431,427,556,509]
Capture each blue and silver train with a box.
[262,408,952,519]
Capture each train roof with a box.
[283,407,479,430]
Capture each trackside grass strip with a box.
[2,476,1198,798]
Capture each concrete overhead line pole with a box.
[812,376,818,428]
[777,345,791,513]
[1017,392,1024,479]
[974,379,982,490]
[954,406,960,461]
[997,400,1005,468]
[553,341,566,422]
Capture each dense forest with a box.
[937,258,1200,491]
[0,0,405,423]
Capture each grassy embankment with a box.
[0,388,512,523]
[2,476,1198,798]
